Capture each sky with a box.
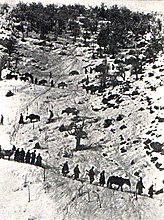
[1,0,164,14]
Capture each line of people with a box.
[14,148,42,167]
[61,162,154,198]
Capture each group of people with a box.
[61,162,154,198]
[14,148,42,167]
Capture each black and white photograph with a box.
[0,0,163,219]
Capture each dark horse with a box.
[107,176,131,192]
[0,146,16,160]
[26,114,40,123]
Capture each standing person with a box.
[99,170,105,186]
[35,153,42,167]
[148,184,154,198]
[20,148,25,163]
[49,71,52,79]
[48,110,54,121]
[136,177,145,195]
[31,150,36,165]
[50,80,54,87]
[14,148,20,162]
[0,114,4,125]
[88,166,95,184]
[73,164,80,180]
[25,150,31,164]
[62,161,69,177]
[19,113,24,124]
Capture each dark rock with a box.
[134,171,140,176]
[102,153,108,157]
[6,90,14,97]
[155,162,162,169]
[148,72,154,77]
[150,142,163,152]
[132,90,139,96]
[116,114,124,121]
[150,157,158,163]
[120,147,127,153]
[120,125,127,130]
[138,107,145,111]
[131,160,135,165]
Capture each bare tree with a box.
[69,120,88,150]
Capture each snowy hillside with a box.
[0,3,164,220]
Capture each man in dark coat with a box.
[88,166,95,184]
[48,110,54,121]
[35,153,42,167]
[25,150,31,163]
[136,177,145,195]
[99,170,105,186]
[14,148,20,162]
[1,114,4,125]
[19,113,24,124]
[31,150,36,165]
[73,164,80,180]
[20,148,25,163]
[62,161,69,177]
[148,184,154,198]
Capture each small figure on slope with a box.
[136,177,145,195]
[99,170,106,186]
[73,164,80,180]
[62,161,69,177]
[88,166,95,184]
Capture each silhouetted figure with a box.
[31,150,36,165]
[31,75,34,84]
[136,177,145,195]
[48,110,54,121]
[148,184,154,198]
[12,145,16,151]
[88,166,95,184]
[0,114,4,125]
[62,161,69,177]
[49,71,52,79]
[73,164,80,180]
[85,68,88,74]
[90,67,93,74]
[99,170,105,186]
[35,78,38,85]
[50,80,54,87]
[19,113,24,124]
[14,148,20,162]
[20,148,25,163]
[25,150,31,163]
[35,153,42,167]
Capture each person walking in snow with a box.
[14,148,20,162]
[99,170,105,186]
[88,166,95,184]
[136,177,145,195]
[0,114,4,125]
[62,161,69,177]
[49,71,52,79]
[48,110,54,122]
[35,153,42,167]
[31,150,36,165]
[20,148,25,163]
[148,184,154,198]
[25,150,31,164]
[73,164,80,180]
[19,113,24,124]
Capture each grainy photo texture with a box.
[0,1,163,219]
